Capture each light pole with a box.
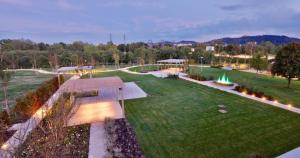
[200,56,204,72]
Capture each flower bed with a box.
[234,85,275,101]
[17,96,90,157]
[104,118,144,158]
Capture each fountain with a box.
[214,73,234,86]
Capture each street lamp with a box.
[200,56,204,72]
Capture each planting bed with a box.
[104,118,144,158]
[16,96,90,157]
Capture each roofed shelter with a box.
[57,66,94,78]
[157,59,188,72]
[157,59,187,64]
[61,76,125,116]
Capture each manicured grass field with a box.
[92,71,300,158]
[0,71,53,110]
[188,67,300,108]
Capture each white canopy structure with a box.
[157,59,187,64]
[60,76,125,116]
[57,66,94,73]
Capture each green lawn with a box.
[129,65,162,72]
[91,71,300,158]
[0,71,53,110]
[189,67,300,108]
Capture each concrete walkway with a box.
[277,147,300,158]
[67,100,124,126]
[88,123,105,158]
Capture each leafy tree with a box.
[0,70,13,115]
[250,53,268,72]
[271,43,300,88]
[111,48,120,68]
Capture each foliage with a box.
[271,43,300,88]
[167,74,179,79]
[0,70,13,114]
[250,53,268,72]
[0,39,285,69]
[234,85,274,101]
[13,75,64,121]
[104,118,144,158]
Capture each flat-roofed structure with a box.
[61,76,125,117]
[57,66,94,73]
[60,76,124,93]
[157,59,187,64]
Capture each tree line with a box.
[0,39,282,70]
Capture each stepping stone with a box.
[218,109,227,113]
[218,104,226,108]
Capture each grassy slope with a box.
[189,67,300,108]
[0,71,53,109]
[92,71,300,158]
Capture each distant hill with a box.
[205,35,300,45]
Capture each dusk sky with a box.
[1,0,300,44]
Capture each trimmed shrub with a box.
[208,76,215,80]
[167,74,179,79]
[14,75,64,121]
[0,111,10,125]
[211,65,223,69]
[234,85,275,101]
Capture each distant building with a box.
[206,46,215,51]
[175,43,193,47]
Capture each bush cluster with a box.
[167,74,179,79]
[210,65,223,69]
[234,85,274,101]
[189,74,214,81]
[13,75,64,121]
[104,118,144,158]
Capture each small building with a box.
[206,46,215,51]
[157,59,188,65]
[57,66,94,77]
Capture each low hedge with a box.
[234,85,274,101]
[189,74,215,81]
[167,74,179,79]
[210,65,223,69]
[13,75,64,121]
[104,118,144,158]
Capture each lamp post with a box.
[200,56,204,72]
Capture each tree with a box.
[111,48,120,68]
[250,53,268,72]
[0,70,13,115]
[271,43,300,88]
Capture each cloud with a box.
[218,4,247,11]
[56,0,82,11]
[0,0,32,6]
[98,0,164,8]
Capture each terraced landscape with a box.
[91,70,300,158]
